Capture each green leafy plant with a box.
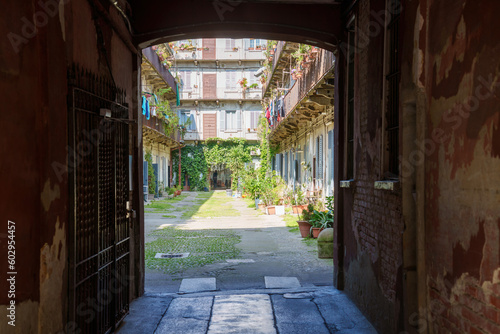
[145,150,156,195]
[291,188,306,206]
[300,204,315,222]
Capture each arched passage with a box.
[130,1,342,51]
[3,0,499,333]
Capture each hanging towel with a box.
[146,99,150,120]
[153,93,158,104]
[142,96,147,115]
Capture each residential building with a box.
[141,45,180,197]
[170,38,266,188]
[263,42,335,200]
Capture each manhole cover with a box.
[155,252,190,259]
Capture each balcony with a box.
[268,48,335,143]
[142,47,178,99]
[173,47,266,62]
[262,41,300,98]
[179,87,262,101]
[142,114,180,146]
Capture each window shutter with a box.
[189,113,196,131]
[219,110,225,132]
[237,110,242,131]
[284,152,288,181]
[319,135,324,179]
[297,153,301,182]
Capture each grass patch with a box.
[302,237,317,247]
[145,201,174,211]
[196,192,213,199]
[180,191,240,219]
[282,214,299,228]
[145,227,240,274]
[162,215,176,218]
[169,194,188,202]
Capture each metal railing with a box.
[269,48,335,131]
[262,41,286,96]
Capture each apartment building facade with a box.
[264,42,335,200]
[171,38,266,144]
[141,45,180,196]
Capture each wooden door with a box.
[203,113,217,139]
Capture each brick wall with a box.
[339,0,404,332]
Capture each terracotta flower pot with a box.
[297,220,312,238]
[311,227,324,239]
[266,206,276,215]
[292,204,308,215]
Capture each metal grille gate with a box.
[68,65,130,333]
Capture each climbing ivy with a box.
[172,138,258,191]
[145,150,156,194]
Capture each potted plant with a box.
[309,209,334,238]
[291,188,307,214]
[297,204,314,238]
[175,185,182,196]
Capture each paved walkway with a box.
[117,286,377,334]
[144,191,333,293]
[118,191,377,333]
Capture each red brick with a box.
[469,326,484,334]
[462,307,484,326]
[483,305,498,323]
[490,294,500,309]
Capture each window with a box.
[220,110,241,131]
[345,20,356,180]
[284,152,288,181]
[179,71,192,90]
[317,135,323,180]
[385,0,400,177]
[247,70,259,89]
[250,111,260,129]
[328,130,334,183]
[249,39,263,49]
[179,110,196,131]
[295,153,301,182]
[225,38,236,50]
[225,70,237,90]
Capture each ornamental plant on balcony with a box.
[237,77,259,91]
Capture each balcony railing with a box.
[143,47,178,94]
[269,48,335,131]
[179,87,262,100]
[262,41,286,97]
[173,47,266,61]
[142,114,179,143]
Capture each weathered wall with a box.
[336,0,405,332]
[0,0,137,333]
[416,0,500,332]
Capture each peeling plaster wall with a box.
[417,0,500,332]
[0,0,136,332]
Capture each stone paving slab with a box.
[155,297,213,334]
[117,296,172,333]
[179,277,216,293]
[315,293,378,333]
[265,276,301,289]
[208,294,275,334]
[271,294,331,334]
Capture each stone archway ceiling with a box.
[128,0,343,51]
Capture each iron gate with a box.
[68,65,130,333]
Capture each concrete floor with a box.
[118,191,377,333]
